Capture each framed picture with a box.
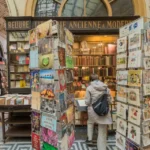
[32,132,40,150]
[128,106,141,125]
[117,86,127,103]
[31,111,40,134]
[142,134,150,147]
[117,102,128,120]
[144,97,150,109]
[116,132,126,150]
[128,32,141,49]
[144,57,150,69]
[116,70,128,85]
[143,70,150,84]
[117,36,127,53]
[142,121,150,134]
[117,53,127,69]
[144,44,150,56]
[143,84,150,96]
[117,118,127,136]
[128,70,142,87]
[126,139,140,150]
[128,50,142,68]
[127,88,140,106]
[128,123,141,145]
[143,109,150,121]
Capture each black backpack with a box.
[90,90,109,116]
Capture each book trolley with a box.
[116,17,150,150]
[29,20,75,149]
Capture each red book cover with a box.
[32,132,40,150]
[58,69,66,91]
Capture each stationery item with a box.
[65,70,74,83]
[32,132,40,150]
[142,134,150,147]
[66,93,74,108]
[17,42,24,52]
[31,112,40,134]
[144,57,150,69]
[143,70,150,84]
[116,132,126,150]
[144,97,150,109]
[52,20,58,35]
[117,36,127,53]
[143,84,150,96]
[143,109,150,121]
[142,121,150,134]
[58,92,66,113]
[144,44,150,56]
[116,70,128,85]
[66,105,74,123]
[147,28,150,42]
[58,47,65,67]
[128,70,142,87]
[117,53,127,69]
[117,86,127,103]
[29,29,37,47]
[31,91,41,110]
[66,44,73,56]
[58,69,66,91]
[117,118,127,136]
[65,28,74,45]
[117,102,128,120]
[30,46,39,69]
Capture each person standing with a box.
[85,74,112,150]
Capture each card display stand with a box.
[29,20,75,150]
[116,17,150,150]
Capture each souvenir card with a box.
[143,109,150,121]
[117,102,128,119]
[41,112,57,132]
[116,70,128,85]
[59,133,68,150]
[147,28,150,43]
[126,139,140,150]
[38,38,53,54]
[66,82,74,94]
[128,50,142,68]
[58,47,66,67]
[128,32,141,49]
[127,88,140,106]
[116,132,126,150]
[66,44,73,56]
[29,46,38,69]
[32,132,40,150]
[144,44,150,56]
[143,84,150,96]
[66,105,74,123]
[116,86,127,103]
[39,53,54,69]
[128,70,142,87]
[68,126,75,149]
[144,97,150,109]
[29,29,37,47]
[117,118,127,136]
[65,70,74,83]
[143,70,150,84]
[66,93,75,108]
[31,91,41,111]
[31,111,40,134]
[42,142,58,150]
[144,57,150,69]
[128,123,141,145]
[142,121,150,134]
[36,20,52,39]
[58,92,67,113]
[58,23,65,43]
[58,69,66,91]
[41,127,58,148]
[142,134,150,147]
[65,28,74,45]
[30,70,39,91]
[117,36,127,53]
[128,106,141,125]
[66,56,74,68]
[52,20,59,35]
[117,53,127,69]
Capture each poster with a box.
[116,132,126,150]
[144,57,150,69]
[31,111,40,134]
[58,69,66,91]
[66,56,74,68]
[32,132,40,150]
[128,123,141,145]
[41,112,57,132]
[30,46,39,69]
[58,47,66,67]
[117,118,127,136]
[143,108,150,121]
[127,88,140,106]
[116,70,128,85]
[31,91,41,111]
[143,84,150,96]
[66,105,74,123]
[144,44,150,56]
[117,36,127,53]
[128,50,142,68]
[117,102,128,120]
[128,70,142,87]
[142,121,150,134]
[142,134,150,147]
[143,70,150,84]
[117,86,127,103]
[30,70,39,91]
[128,106,141,125]
[117,53,127,69]
[29,28,37,47]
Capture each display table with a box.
[0,105,31,143]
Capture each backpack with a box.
[90,89,109,116]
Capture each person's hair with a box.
[90,74,99,81]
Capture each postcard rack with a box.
[116,17,150,150]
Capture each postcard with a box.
[147,29,150,43]
[65,28,74,45]
[117,36,127,53]
[117,118,127,136]
[42,142,58,150]
[116,70,128,85]
[143,84,150,96]
[142,121,150,134]
[66,105,74,123]
[144,57,150,69]
[66,82,74,94]
[142,134,150,147]
[65,70,74,83]
[143,70,150,84]
[116,132,126,150]
[31,91,41,111]
[117,53,127,69]
[31,111,40,134]
[58,69,66,91]
[58,23,65,43]
[143,108,150,121]
[66,44,73,56]
[144,97,150,109]
[117,102,128,120]
[66,56,74,68]
[58,47,66,67]
[32,132,40,150]
[117,86,127,103]
[144,44,150,56]
[30,70,39,91]
[58,93,67,113]
[29,28,37,47]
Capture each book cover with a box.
[117,118,127,136]
[117,102,128,120]
[58,69,66,91]
[117,86,127,103]
[31,111,40,134]
[66,105,74,123]
[58,47,65,67]
[117,36,127,53]
[117,53,127,69]
[116,132,126,150]
[29,29,37,47]
[30,46,39,69]
[66,56,74,68]
[116,70,128,85]
[32,132,40,150]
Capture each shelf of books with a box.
[30,20,75,150]
[116,17,150,150]
[9,32,30,94]
[72,39,117,131]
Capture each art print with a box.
[66,82,74,93]
[29,46,38,69]
[128,70,142,87]
[128,123,141,145]
[143,109,150,121]
[65,28,74,45]
[117,118,127,136]
[117,53,127,69]
[128,50,142,68]
[31,111,40,134]
[58,47,65,67]
[58,69,66,91]
[143,84,150,96]
[52,20,58,35]
[68,129,75,149]
[142,121,150,134]
[144,57,150,69]
[66,56,74,68]
[65,70,74,83]
[30,70,39,91]
[66,44,73,56]
[116,70,128,85]
[29,29,37,47]
[147,29,150,43]
[128,32,141,49]
[128,106,141,125]
[117,36,127,53]
[144,44,150,56]
[66,105,74,123]
[126,139,140,150]
[58,93,67,113]
[144,97,150,109]
[127,88,140,106]
[41,112,57,132]
[117,86,127,103]
[142,134,150,147]
[31,91,41,111]
[32,132,40,150]
[41,127,58,148]
[117,102,128,119]
[66,93,74,107]
[116,132,126,150]
[143,70,150,84]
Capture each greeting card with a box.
[58,92,67,113]
[142,121,150,134]
[144,57,150,69]
[116,70,128,85]
[117,53,127,69]
[116,132,126,150]
[117,102,128,120]
[68,129,75,149]
[30,70,39,91]
[128,32,141,49]
[143,109,150,121]
[65,70,74,83]
[142,134,150,147]
[42,142,58,150]
[58,69,66,91]
[144,44,150,56]
[32,132,40,150]
[65,28,74,45]
[29,29,37,47]
[117,86,127,103]
[66,44,73,56]
[127,88,140,106]
[128,70,142,87]
[66,82,74,94]
[126,139,140,150]
[58,23,65,42]
[143,70,150,84]
[147,28,150,43]
[128,50,142,68]
[66,105,74,123]
[128,106,141,125]
[66,93,74,108]
[31,91,41,111]
[66,56,74,68]
[58,47,65,67]
[31,111,40,134]
[117,118,127,136]
[117,36,127,53]
[143,84,150,96]
[144,97,150,109]
[128,123,141,145]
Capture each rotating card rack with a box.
[116,17,150,150]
